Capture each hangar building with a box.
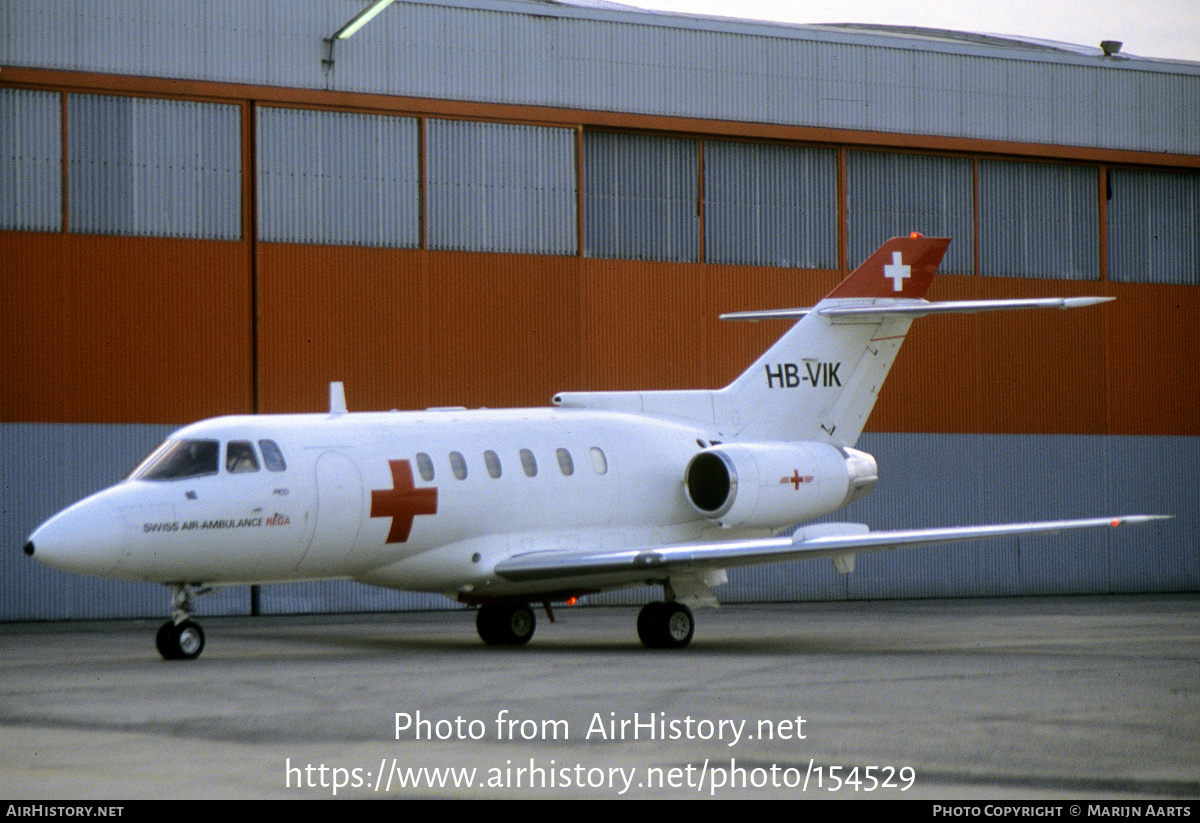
[3,0,1197,621]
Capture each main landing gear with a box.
[156,584,210,660]
[637,601,695,649]
[474,598,696,649]
[476,603,537,645]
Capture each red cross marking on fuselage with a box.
[370,459,438,544]
[789,469,803,490]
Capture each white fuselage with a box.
[30,407,735,602]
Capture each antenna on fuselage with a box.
[329,381,348,416]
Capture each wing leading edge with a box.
[494,515,1170,586]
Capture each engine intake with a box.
[684,442,877,528]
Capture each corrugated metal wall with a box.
[67,94,241,239]
[1108,168,1200,284]
[583,131,699,262]
[258,107,420,247]
[2,1,1197,623]
[704,141,837,269]
[427,119,577,255]
[3,0,1197,156]
[979,160,1098,279]
[846,151,974,273]
[0,88,60,232]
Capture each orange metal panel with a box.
[1,232,252,424]
[870,276,1113,434]
[579,259,707,392]
[424,252,582,409]
[256,248,583,413]
[256,245,429,414]
[1104,283,1200,436]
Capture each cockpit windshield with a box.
[132,439,219,481]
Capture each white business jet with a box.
[24,235,1165,658]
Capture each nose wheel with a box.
[156,619,206,660]
[156,584,210,660]
[637,601,695,648]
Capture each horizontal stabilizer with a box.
[494,514,1169,584]
[721,296,1114,322]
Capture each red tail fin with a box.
[825,235,951,300]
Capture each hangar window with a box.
[226,441,260,473]
[416,452,435,482]
[556,448,574,476]
[133,439,220,481]
[449,451,468,480]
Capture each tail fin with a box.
[715,235,951,446]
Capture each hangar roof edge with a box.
[462,0,1200,73]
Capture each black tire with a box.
[476,604,536,646]
[156,619,206,660]
[637,601,694,649]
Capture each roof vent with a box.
[1100,40,1122,56]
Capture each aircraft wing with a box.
[493,515,1168,584]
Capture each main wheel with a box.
[156,619,206,660]
[476,604,536,646]
[637,602,694,649]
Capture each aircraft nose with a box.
[25,498,127,577]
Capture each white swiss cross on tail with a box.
[883,251,910,291]
[824,234,948,300]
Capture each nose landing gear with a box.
[156,584,210,660]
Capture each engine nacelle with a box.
[684,442,878,528]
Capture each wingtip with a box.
[1061,296,1116,309]
[1110,514,1173,527]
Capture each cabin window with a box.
[416,452,435,482]
[484,450,502,478]
[133,439,219,480]
[226,441,260,473]
[556,448,574,476]
[519,448,537,477]
[590,446,608,475]
[259,439,287,472]
[449,451,468,480]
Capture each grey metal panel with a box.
[1105,436,1200,591]
[67,94,241,240]
[426,119,577,255]
[5,1,1200,156]
[704,141,837,268]
[583,131,698,262]
[0,87,61,232]
[258,581,462,614]
[257,107,420,248]
[846,150,974,273]
[979,160,1099,279]
[1107,168,1200,285]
